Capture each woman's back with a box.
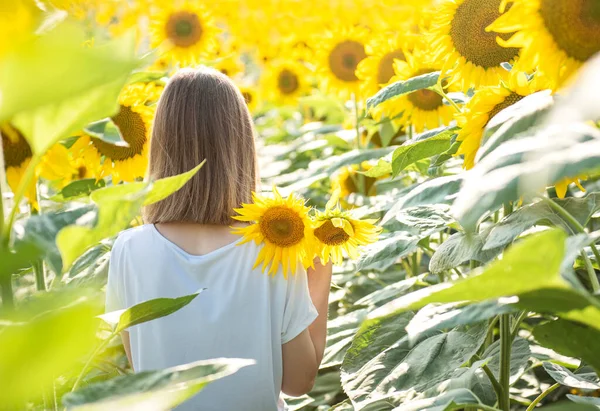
[106,224,317,411]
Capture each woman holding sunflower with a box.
[105,67,332,411]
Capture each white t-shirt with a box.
[105,224,318,411]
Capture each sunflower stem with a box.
[432,84,462,113]
[526,383,559,411]
[71,331,116,392]
[2,154,42,248]
[499,314,512,411]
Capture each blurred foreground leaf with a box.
[367,71,440,109]
[63,358,254,411]
[0,292,99,408]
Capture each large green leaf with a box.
[429,230,502,274]
[477,91,554,162]
[0,292,99,408]
[392,389,482,411]
[57,179,107,201]
[381,175,463,225]
[0,241,42,279]
[543,362,600,390]
[355,275,424,308]
[454,123,600,231]
[341,319,487,410]
[484,195,600,250]
[322,309,368,368]
[567,395,600,407]
[367,71,440,109]
[63,358,253,410]
[391,127,456,177]
[99,292,202,333]
[368,230,568,318]
[4,23,140,154]
[356,232,420,272]
[56,184,148,272]
[13,205,96,274]
[482,337,531,384]
[533,319,600,373]
[405,300,517,343]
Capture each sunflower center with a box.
[259,206,305,247]
[487,92,524,123]
[539,0,600,62]
[407,69,445,111]
[77,166,87,179]
[91,105,147,162]
[449,0,520,68]
[377,50,405,86]
[242,91,253,105]
[278,69,300,95]
[165,11,203,48]
[314,220,350,246]
[329,40,367,82]
[1,123,32,169]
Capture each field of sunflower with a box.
[1,0,600,410]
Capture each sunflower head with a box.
[315,26,370,99]
[261,60,309,105]
[232,187,316,278]
[333,161,382,198]
[1,122,37,209]
[151,2,220,66]
[488,0,600,88]
[312,191,381,265]
[430,0,521,91]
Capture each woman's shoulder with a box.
[113,224,155,252]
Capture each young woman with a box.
[106,67,333,411]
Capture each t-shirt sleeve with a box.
[281,266,319,344]
[105,236,126,313]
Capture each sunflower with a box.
[488,0,600,88]
[455,71,544,169]
[211,40,244,78]
[429,0,521,92]
[378,50,456,133]
[333,161,384,199]
[151,2,220,67]
[261,60,309,105]
[313,191,381,265]
[554,177,586,199]
[1,122,37,209]
[232,188,316,278]
[39,139,102,188]
[0,0,42,57]
[238,85,260,113]
[82,83,155,184]
[356,34,409,97]
[315,25,369,99]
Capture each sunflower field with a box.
[2,0,600,410]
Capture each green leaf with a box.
[429,231,502,274]
[391,127,456,177]
[63,358,254,410]
[482,337,531,384]
[381,175,463,225]
[444,362,496,407]
[406,300,517,344]
[4,23,140,154]
[14,205,96,274]
[57,163,204,271]
[58,178,107,200]
[0,292,99,408]
[362,158,392,178]
[0,241,42,279]
[367,71,440,109]
[567,395,600,407]
[478,91,554,161]
[341,318,487,410]
[127,71,167,84]
[355,275,425,308]
[454,123,600,232]
[484,195,600,251]
[56,184,147,272]
[368,230,568,319]
[322,309,368,368]
[99,292,202,333]
[356,231,420,272]
[84,118,126,145]
[543,362,600,390]
[393,389,482,411]
[533,319,600,373]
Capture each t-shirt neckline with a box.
[149,223,242,260]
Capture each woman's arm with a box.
[281,261,333,396]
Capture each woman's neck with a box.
[153,222,245,256]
